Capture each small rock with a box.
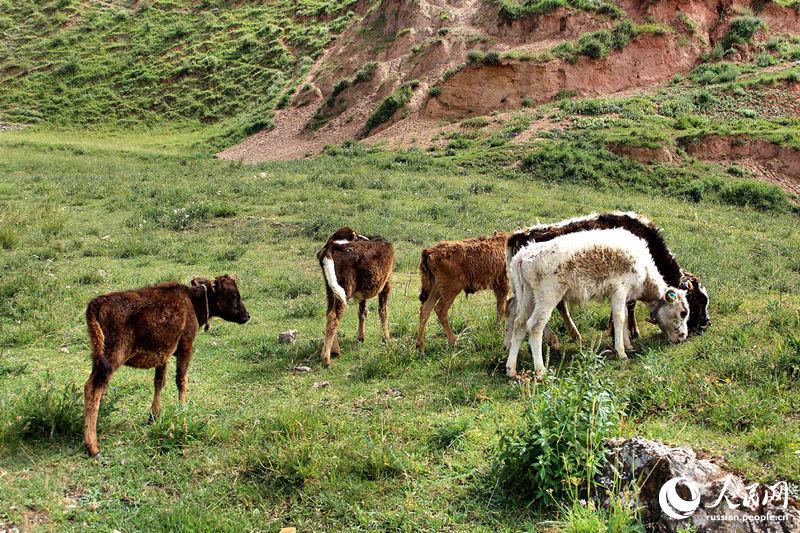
[312,381,329,389]
[59,346,69,354]
[292,366,312,373]
[278,330,298,344]
[259,172,268,178]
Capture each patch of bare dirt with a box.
[682,134,800,196]
[608,143,677,164]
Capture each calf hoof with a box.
[506,367,517,379]
[357,336,364,343]
[616,351,628,360]
[322,358,332,368]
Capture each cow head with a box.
[192,274,250,324]
[680,272,710,333]
[649,287,689,343]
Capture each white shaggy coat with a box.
[506,228,689,377]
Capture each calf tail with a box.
[85,299,105,361]
[419,250,434,303]
[321,249,347,304]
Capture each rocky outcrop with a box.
[600,437,800,532]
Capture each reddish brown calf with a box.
[317,228,393,366]
[416,232,510,353]
[83,275,249,457]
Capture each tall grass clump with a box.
[365,82,415,133]
[497,0,624,21]
[493,352,623,508]
[2,377,115,442]
[689,62,742,85]
[554,20,635,63]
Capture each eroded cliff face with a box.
[423,34,705,119]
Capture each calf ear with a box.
[679,279,694,291]
[191,277,207,287]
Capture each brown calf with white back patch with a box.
[83,275,249,457]
[317,228,393,367]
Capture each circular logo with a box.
[659,477,701,520]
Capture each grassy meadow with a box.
[1,129,799,530]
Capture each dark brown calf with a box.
[317,228,393,367]
[83,275,249,457]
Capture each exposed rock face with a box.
[600,437,800,532]
[424,34,703,119]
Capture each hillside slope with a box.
[215,0,800,200]
[0,0,363,148]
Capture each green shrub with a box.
[497,0,624,21]
[756,52,777,67]
[721,16,766,51]
[326,78,351,107]
[365,83,414,132]
[461,116,489,128]
[493,352,622,507]
[466,50,485,63]
[353,61,377,83]
[556,21,635,62]
[718,179,790,212]
[689,62,742,85]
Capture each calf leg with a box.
[332,334,341,358]
[557,301,582,343]
[493,283,508,325]
[506,287,536,377]
[83,357,116,457]
[378,281,391,342]
[321,298,345,366]
[357,299,367,343]
[627,300,639,339]
[416,285,439,353]
[610,293,628,359]
[527,302,557,376]
[175,337,194,407]
[434,288,459,346]
[150,364,167,420]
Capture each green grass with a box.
[0,0,358,150]
[0,129,798,530]
[364,81,416,133]
[494,0,625,21]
